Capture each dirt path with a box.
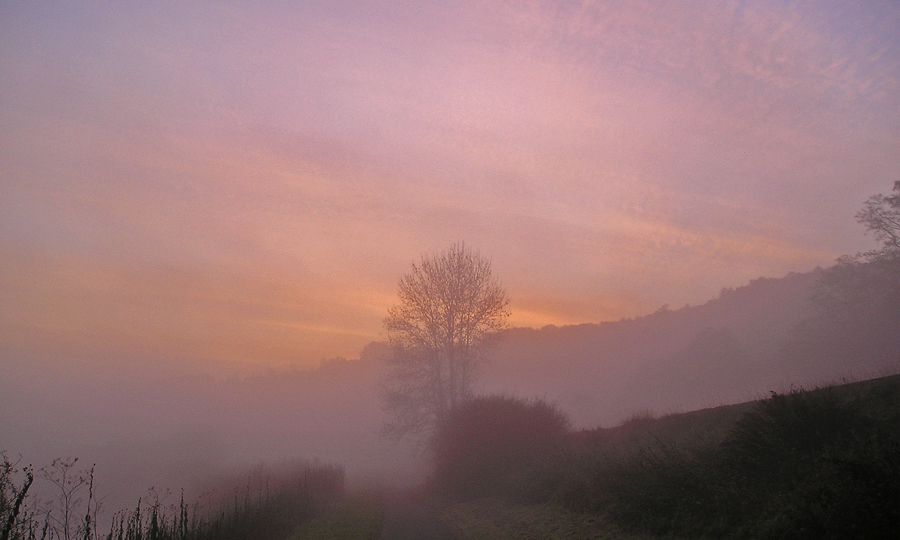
[377,491,456,540]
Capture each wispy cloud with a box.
[1,0,898,371]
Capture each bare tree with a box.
[856,179,900,259]
[382,243,510,440]
[790,181,900,369]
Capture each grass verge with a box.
[438,497,658,540]
[288,491,384,540]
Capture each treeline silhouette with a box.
[0,459,344,540]
[481,256,900,426]
[430,375,900,539]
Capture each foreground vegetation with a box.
[287,491,383,540]
[440,497,654,540]
[431,375,900,539]
[4,376,896,539]
[0,459,345,540]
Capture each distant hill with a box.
[476,267,899,427]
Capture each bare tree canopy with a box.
[794,180,900,370]
[856,180,900,259]
[382,243,510,440]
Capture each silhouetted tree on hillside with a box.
[788,181,900,370]
[382,243,510,440]
[856,179,900,259]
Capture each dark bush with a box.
[562,384,900,539]
[720,389,900,539]
[431,395,570,501]
[589,443,726,537]
[761,435,900,540]
[722,388,867,475]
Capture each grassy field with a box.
[288,491,384,540]
[439,497,659,540]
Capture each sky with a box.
[2,0,899,373]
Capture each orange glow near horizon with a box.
[2,1,899,373]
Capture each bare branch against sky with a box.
[382,243,509,439]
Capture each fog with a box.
[0,346,418,513]
[3,264,897,518]
[2,2,899,534]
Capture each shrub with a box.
[587,443,723,536]
[431,395,570,501]
[720,389,900,539]
[564,385,900,539]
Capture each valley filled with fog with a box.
[3,262,896,513]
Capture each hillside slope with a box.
[436,374,900,539]
[576,372,900,454]
[479,267,898,426]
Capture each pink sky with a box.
[2,0,899,371]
